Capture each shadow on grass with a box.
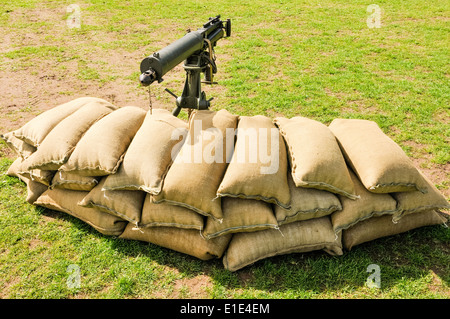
[40,207,449,296]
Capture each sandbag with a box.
[25,180,49,205]
[78,177,146,224]
[17,166,55,187]
[274,116,357,199]
[202,197,278,239]
[275,173,342,225]
[34,188,127,236]
[12,97,109,147]
[223,216,343,272]
[153,109,238,221]
[59,106,146,176]
[329,119,429,193]
[331,170,398,234]
[119,224,232,260]
[6,152,55,187]
[392,172,450,222]
[0,132,36,159]
[102,109,188,194]
[7,158,48,204]
[139,194,204,230]
[342,210,448,250]
[216,115,290,208]
[6,158,22,177]
[20,100,117,171]
[50,170,98,191]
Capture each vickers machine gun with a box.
[139,15,231,117]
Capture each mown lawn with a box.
[0,0,448,299]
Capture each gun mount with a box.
[139,15,231,117]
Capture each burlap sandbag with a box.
[78,177,146,224]
[329,119,429,193]
[34,188,127,236]
[153,109,238,221]
[223,216,343,272]
[7,158,48,204]
[139,194,204,230]
[102,109,188,194]
[17,166,55,187]
[6,158,22,178]
[12,97,109,147]
[217,115,290,208]
[392,172,450,222]
[0,132,36,159]
[275,173,342,225]
[202,197,279,239]
[331,170,398,234]
[25,180,49,205]
[119,224,232,260]
[59,106,146,176]
[274,116,357,199]
[342,210,448,250]
[6,156,55,187]
[20,100,117,171]
[50,170,98,191]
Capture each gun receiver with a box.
[139,15,231,116]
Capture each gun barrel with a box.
[139,15,230,92]
[140,31,204,85]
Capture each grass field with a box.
[0,0,449,299]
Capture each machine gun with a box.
[139,15,231,117]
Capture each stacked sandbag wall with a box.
[2,97,449,271]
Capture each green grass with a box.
[1,155,448,298]
[0,0,449,299]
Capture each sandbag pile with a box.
[2,97,449,272]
